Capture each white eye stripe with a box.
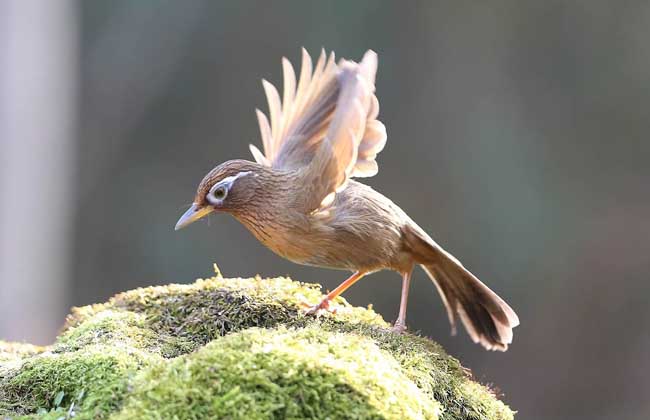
[217,171,251,188]
[207,171,251,204]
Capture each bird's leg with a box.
[392,269,413,333]
[305,271,366,315]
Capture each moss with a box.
[71,276,387,351]
[115,326,440,420]
[1,343,45,417]
[0,271,514,420]
[0,342,44,364]
[319,325,512,420]
[1,345,151,419]
[54,310,193,358]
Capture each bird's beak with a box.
[175,203,213,230]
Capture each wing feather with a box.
[280,58,296,129]
[255,109,272,158]
[251,49,387,208]
[261,79,282,154]
[249,144,270,166]
[287,49,313,139]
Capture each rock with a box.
[0,272,514,419]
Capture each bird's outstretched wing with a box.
[250,49,386,185]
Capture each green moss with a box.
[55,310,193,358]
[116,326,440,420]
[101,276,385,350]
[0,343,47,417]
[1,345,151,419]
[319,325,512,420]
[0,272,514,420]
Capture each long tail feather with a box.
[402,224,519,351]
[421,260,519,351]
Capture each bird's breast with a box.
[233,211,318,265]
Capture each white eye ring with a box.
[209,185,227,203]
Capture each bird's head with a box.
[175,159,264,230]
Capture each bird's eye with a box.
[212,186,227,200]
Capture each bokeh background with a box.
[1,1,649,419]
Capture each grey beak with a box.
[175,203,214,230]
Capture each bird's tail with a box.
[421,258,519,351]
[402,224,519,351]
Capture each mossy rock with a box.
[0,270,515,420]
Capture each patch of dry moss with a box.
[0,272,514,420]
[0,343,44,364]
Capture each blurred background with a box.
[1,1,649,419]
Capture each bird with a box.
[175,48,519,351]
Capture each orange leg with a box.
[306,271,366,314]
[392,269,412,333]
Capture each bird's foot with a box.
[391,321,407,334]
[304,298,336,316]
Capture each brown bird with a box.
[175,49,519,350]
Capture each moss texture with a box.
[0,270,514,420]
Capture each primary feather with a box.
[251,49,387,180]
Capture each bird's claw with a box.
[304,299,336,316]
[391,322,407,334]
